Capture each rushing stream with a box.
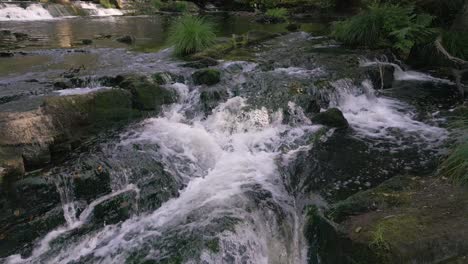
[0,12,456,264]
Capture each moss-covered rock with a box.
[152,72,185,85]
[192,69,221,86]
[306,175,468,264]
[181,57,219,69]
[117,74,176,110]
[312,108,349,129]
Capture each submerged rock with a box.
[181,57,219,69]
[116,35,135,45]
[192,69,221,86]
[199,86,229,113]
[152,71,185,85]
[286,23,300,32]
[366,64,395,89]
[312,108,349,129]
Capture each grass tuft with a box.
[168,15,216,56]
[440,142,468,185]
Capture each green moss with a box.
[328,176,415,222]
[369,215,422,252]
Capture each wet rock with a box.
[255,15,286,24]
[192,69,221,86]
[181,57,219,69]
[81,39,93,45]
[53,79,73,89]
[73,167,112,202]
[116,35,135,45]
[117,74,176,110]
[286,23,300,32]
[312,108,349,129]
[0,147,25,184]
[12,32,29,41]
[0,30,17,46]
[22,144,51,171]
[0,206,65,258]
[110,0,122,9]
[91,189,137,225]
[199,87,229,113]
[152,71,185,85]
[0,51,14,57]
[0,176,63,257]
[366,64,395,89]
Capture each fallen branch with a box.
[434,35,468,67]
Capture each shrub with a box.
[265,7,288,19]
[168,15,216,56]
[332,4,435,55]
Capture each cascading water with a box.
[1,32,452,264]
[0,3,53,21]
[0,1,122,21]
[75,2,123,17]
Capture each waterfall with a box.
[0,2,123,21]
[360,58,454,84]
[75,1,123,16]
[0,3,54,21]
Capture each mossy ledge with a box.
[306,175,468,264]
[0,74,176,183]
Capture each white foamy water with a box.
[330,79,448,145]
[76,2,123,16]
[7,77,317,263]
[274,67,326,77]
[0,4,53,21]
[360,59,454,84]
[55,87,111,96]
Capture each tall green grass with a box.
[168,15,216,56]
[332,4,435,55]
[440,142,468,185]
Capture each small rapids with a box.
[0,4,53,21]
[0,1,122,21]
[1,32,453,264]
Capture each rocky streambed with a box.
[0,14,466,264]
